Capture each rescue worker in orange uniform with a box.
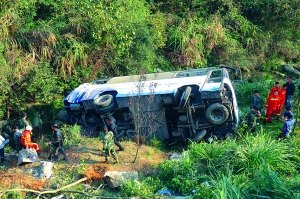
[275,85,286,116]
[21,125,40,154]
[265,90,280,123]
[268,82,280,96]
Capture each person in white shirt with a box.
[0,134,9,163]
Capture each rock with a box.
[23,161,54,179]
[282,64,300,76]
[169,152,182,160]
[104,171,139,188]
[17,149,39,166]
[37,161,54,179]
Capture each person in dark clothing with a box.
[104,116,124,151]
[283,77,295,108]
[282,106,294,121]
[279,112,294,139]
[12,125,22,151]
[250,90,262,111]
[18,112,31,131]
[48,124,68,161]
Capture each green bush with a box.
[212,175,241,199]
[121,177,160,197]
[24,62,63,104]
[61,124,81,147]
[261,57,285,71]
[1,190,24,199]
[157,151,202,194]
[189,141,237,176]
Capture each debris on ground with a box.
[26,161,54,179]
[84,164,106,181]
[17,149,39,166]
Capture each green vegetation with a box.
[61,124,81,147]
[122,129,300,198]
[1,0,300,120]
[0,0,300,198]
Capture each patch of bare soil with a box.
[67,139,169,180]
[107,141,168,172]
[0,170,46,190]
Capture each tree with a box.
[128,69,161,163]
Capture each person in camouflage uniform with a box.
[246,90,262,132]
[48,124,68,161]
[246,108,261,132]
[102,126,119,163]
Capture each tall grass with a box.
[235,80,273,106]
[246,164,295,199]
[234,132,297,175]
[212,175,241,199]
[148,129,299,198]
[189,141,237,176]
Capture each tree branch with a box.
[0,177,88,198]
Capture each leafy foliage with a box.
[61,124,81,148]
[1,0,300,119]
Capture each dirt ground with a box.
[0,138,169,191]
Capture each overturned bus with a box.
[64,66,240,141]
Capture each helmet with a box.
[52,124,59,128]
[25,125,33,131]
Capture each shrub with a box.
[121,177,160,197]
[4,146,12,154]
[157,151,201,194]
[24,62,63,104]
[61,124,81,147]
